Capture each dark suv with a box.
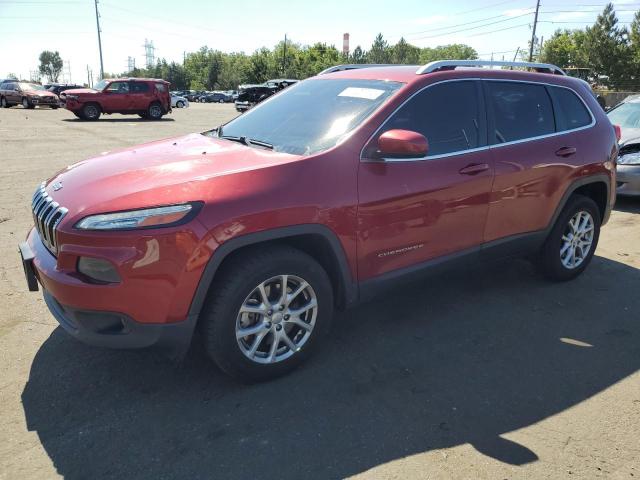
[60,78,171,120]
[20,61,617,381]
[235,79,297,112]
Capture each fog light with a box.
[77,257,121,283]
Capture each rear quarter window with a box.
[548,86,592,131]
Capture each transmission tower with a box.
[143,39,156,69]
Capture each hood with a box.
[60,88,99,96]
[619,127,640,147]
[25,88,57,97]
[44,133,301,221]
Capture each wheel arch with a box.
[546,174,611,234]
[188,224,358,321]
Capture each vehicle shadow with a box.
[21,256,640,479]
[614,196,640,214]
[61,117,176,123]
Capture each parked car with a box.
[185,91,205,102]
[235,84,277,112]
[19,60,617,382]
[607,94,640,196]
[60,78,171,120]
[0,81,59,109]
[199,92,231,103]
[47,84,85,97]
[171,93,189,108]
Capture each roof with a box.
[104,77,169,83]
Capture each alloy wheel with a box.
[235,274,317,364]
[22,98,29,108]
[149,104,162,118]
[560,210,594,269]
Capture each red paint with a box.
[378,129,428,157]
[26,67,617,329]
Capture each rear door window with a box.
[379,80,485,157]
[549,86,592,131]
[131,82,150,93]
[486,81,555,144]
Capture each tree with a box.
[582,3,631,88]
[368,33,391,63]
[350,46,367,64]
[392,37,420,64]
[420,44,478,64]
[38,50,63,82]
[540,29,588,68]
[6,73,18,80]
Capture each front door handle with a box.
[555,146,577,157]
[459,163,490,175]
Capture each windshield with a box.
[219,78,403,155]
[93,79,108,91]
[608,102,640,129]
[19,83,44,91]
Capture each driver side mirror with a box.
[377,129,428,159]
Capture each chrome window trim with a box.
[360,77,597,163]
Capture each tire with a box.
[147,102,163,120]
[176,100,185,108]
[22,97,33,109]
[1,97,8,108]
[537,194,601,281]
[202,245,334,382]
[50,105,58,110]
[82,103,101,120]
[218,98,224,103]
[138,113,148,119]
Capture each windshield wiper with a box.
[220,135,273,150]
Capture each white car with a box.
[171,94,189,108]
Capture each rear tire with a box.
[201,246,333,382]
[1,97,8,108]
[81,103,101,120]
[536,194,601,281]
[147,102,163,120]
[176,100,185,108]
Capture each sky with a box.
[1,0,639,84]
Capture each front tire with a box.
[537,194,601,281]
[82,103,101,120]
[202,246,333,382]
[176,100,185,108]
[22,97,34,109]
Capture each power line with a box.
[410,11,534,40]
[406,8,535,36]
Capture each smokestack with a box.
[343,33,350,57]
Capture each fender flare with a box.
[187,224,358,320]
[544,173,612,234]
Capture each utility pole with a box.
[94,0,104,79]
[282,34,287,75]
[87,65,91,87]
[528,0,541,62]
[513,46,521,62]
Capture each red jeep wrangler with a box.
[20,61,617,381]
[60,78,171,120]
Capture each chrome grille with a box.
[31,182,68,255]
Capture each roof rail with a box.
[318,64,401,75]
[416,60,566,76]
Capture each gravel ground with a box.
[0,103,639,480]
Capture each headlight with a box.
[65,94,79,100]
[75,203,197,230]
[618,151,640,165]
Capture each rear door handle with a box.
[555,146,577,158]
[459,163,490,175]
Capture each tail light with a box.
[614,124,622,142]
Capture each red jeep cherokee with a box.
[60,78,171,120]
[20,61,617,381]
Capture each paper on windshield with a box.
[338,87,385,100]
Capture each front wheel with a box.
[202,246,333,382]
[537,194,601,281]
[176,100,185,108]
[82,103,101,120]
[218,98,224,103]
[22,97,33,109]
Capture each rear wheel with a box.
[176,100,185,108]
[82,103,101,120]
[1,97,8,108]
[201,246,333,382]
[218,98,224,103]
[147,102,163,120]
[537,194,601,281]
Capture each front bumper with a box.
[43,289,196,357]
[616,164,640,196]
